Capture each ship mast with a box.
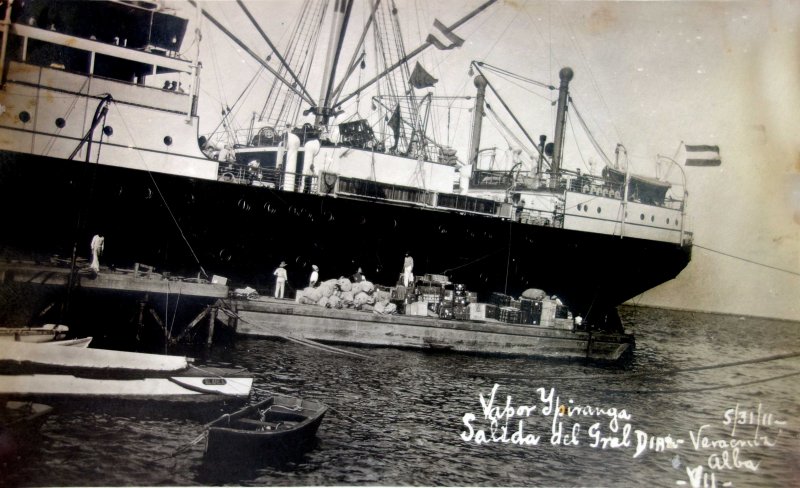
[314,0,355,125]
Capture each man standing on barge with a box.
[89,233,104,273]
[274,261,288,299]
[403,252,414,287]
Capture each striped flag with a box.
[685,144,722,166]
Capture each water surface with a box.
[4,307,799,487]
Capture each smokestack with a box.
[468,75,488,167]
[550,67,573,188]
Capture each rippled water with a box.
[4,307,800,487]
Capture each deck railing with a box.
[218,163,317,193]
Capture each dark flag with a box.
[388,105,401,150]
[426,19,464,50]
[409,62,438,89]
[685,144,722,166]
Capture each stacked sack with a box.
[295,278,394,314]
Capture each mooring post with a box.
[207,305,218,347]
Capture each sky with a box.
[171,0,800,321]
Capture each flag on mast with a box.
[426,19,465,50]
[685,144,722,166]
[409,62,438,89]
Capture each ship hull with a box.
[0,149,690,323]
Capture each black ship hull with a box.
[0,149,691,325]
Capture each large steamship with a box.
[0,0,692,328]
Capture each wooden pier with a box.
[0,261,234,347]
[0,262,228,298]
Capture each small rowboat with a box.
[204,395,327,464]
[0,324,69,343]
[45,337,93,348]
[0,401,53,460]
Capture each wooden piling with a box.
[207,306,218,347]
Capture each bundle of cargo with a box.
[295,278,394,314]
[475,289,574,328]
[521,288,547,300]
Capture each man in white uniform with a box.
[273,261,288,299]
[403,253,414,287]
[90,234,104,272]
[309,264,319,287]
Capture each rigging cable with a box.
[565,108,592,174]
[440,246,506,275]
[479,63,556,91]
[558,6,623,148]
[694,244,800,277]
[206,64,264,143]
[610,371,800,395]
[483,103,538,166]
[111,104,209,279]
[569,99,614,167]
[43,77,91,157]
[466,350,800,382]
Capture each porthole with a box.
[577,203,582,211]
[640,214,645,221]
[666,218,670,224]
[675,219,680,226]
[103,126,113,136]
[55,117,66,128]
[597,206,602,214]
[625,212,628,218]
[163,135,173,146]
[584,205,589,213]
[651,215,655,222]
[19,111,30,123]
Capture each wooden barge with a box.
[232,297,634,362]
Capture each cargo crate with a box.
[424,273,449,284]
[468,303,486,320]
[490,292,511,307]
[484,303,499,320]
[453,304,470,321]
[499,306,521,324]
[405,301,429,316]
[391,285,407,301]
